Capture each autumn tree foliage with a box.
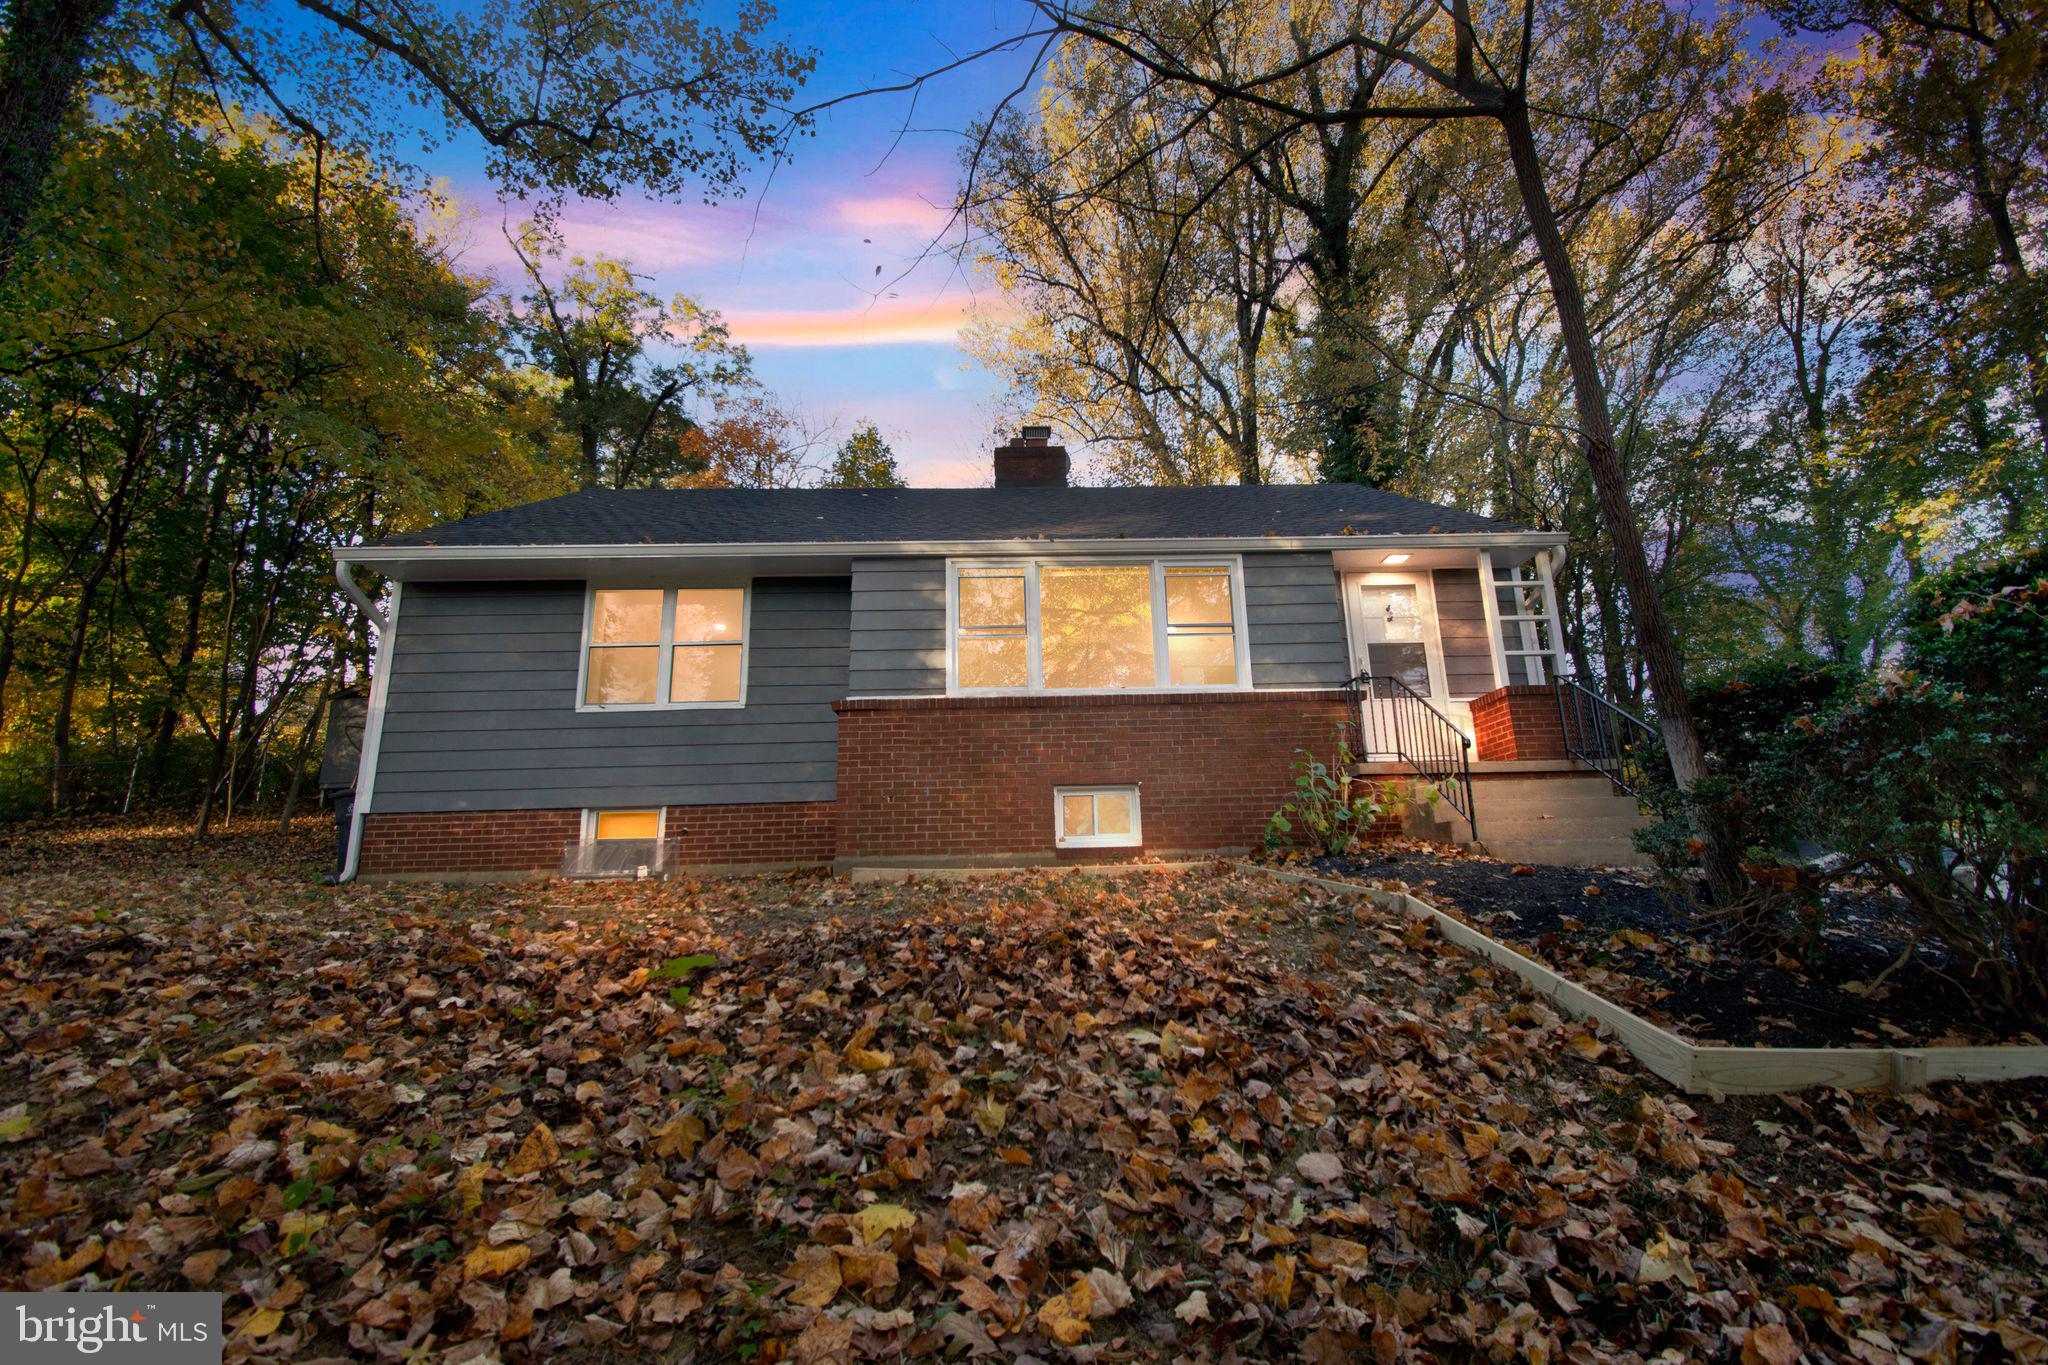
[822,422,907,488]
[0,0,815,286]
[669,393,828,490]
[0,91,561,816]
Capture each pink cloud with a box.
[723,295,1011,348]
[835,193,955,234]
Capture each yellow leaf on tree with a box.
[860,1202,917,1244]
[463,1242,532,1280]
[505,1123,559,1177]
[1036,1275,1094,1346]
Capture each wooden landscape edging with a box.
[1237,862,2048,1097]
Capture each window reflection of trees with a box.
[1042,565,1155,689]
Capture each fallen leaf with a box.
[463,1243,533,1280]
[787,1244,842,1309]
[1037,1275,1094,1346]
[859,1202,916,1243]
[1742,1322,1801,1365]
[505,1123,559,1177]
[1296,1151,1345,1185]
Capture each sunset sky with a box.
[440,3,1051,487]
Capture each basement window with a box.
[586,809,662,842]
[1055,786,1141,849]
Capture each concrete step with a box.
[1477,800,1645,825]
[1474,810,1646,834]
[1478,835,1650,868]
[1468,777,1639,805]
[1384,766,1653,866]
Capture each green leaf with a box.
[0,1113,32,1142]
[650,953,717,982]
[668,984,693,1007]
[283,1174,318,1210]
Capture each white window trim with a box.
[581,808,669,843]
[575,582,753,712]
[1054,785,1143,849]
[944,556,1252,696]
[1478,549,1564,685]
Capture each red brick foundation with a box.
[359,809,580,876]
[359,801,836,877]
[832,690,1352,862]
[1470,684,1567,760]
[664,801,836,866]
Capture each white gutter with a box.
[335,529,1569,574]
[338,580,402,884]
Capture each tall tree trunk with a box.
[0,0,114,287]
[146,453,232,796]
[50,414,147,809]
[1498,100,1744,904]
[1962,104,2048,455]
[277,679,329,832]
[1233,296,1263,486]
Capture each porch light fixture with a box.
[1380,552,1411,565]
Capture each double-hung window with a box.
[949,558,1248,693]
[581,586,748,709]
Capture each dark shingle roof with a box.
[373,484,1525,549]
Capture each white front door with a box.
[1342,573,1450,759]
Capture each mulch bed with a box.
[1299,846,2042,1050]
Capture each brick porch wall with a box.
[832,690,1352,862]
[1469,684,1567,761]
[358,801,836,876]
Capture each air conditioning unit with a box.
[558,837,682,880]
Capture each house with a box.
[330,428,1648,881]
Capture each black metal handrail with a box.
[1553,677,1669,810]
[1343,671,1477,838]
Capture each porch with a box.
[1331,545,1658,866]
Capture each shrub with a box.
[1800,554,2048,1018]
[1265,741,1392,856]
[1806,678,2047,1018]
[1635,653,1858,930]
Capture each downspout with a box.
[334,558,387,632]
[332,556,400,883]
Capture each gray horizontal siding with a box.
[843,550,1349,694]
[372,576,850,814]
[848,557,946,695]
[1432,567,1497,699]
[1243,552,1348,688]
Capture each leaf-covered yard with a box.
[2,822,2045,1362]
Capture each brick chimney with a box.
[993,424,1070,488]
